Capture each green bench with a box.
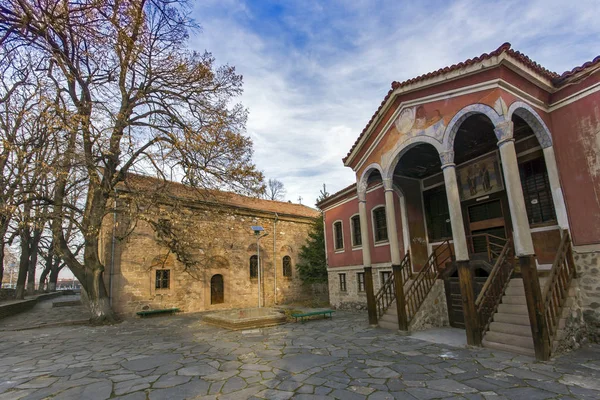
[291,309,335,323]
[136,308,180,318]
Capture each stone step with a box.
[505,286,525,296]
[502,295,527,305]
[484,331,534,349]
[378,319,400,331]
[379,313,398,324]
[493,313,531,326]
[488,321,532,337]
[482,338,535,357]
[497,303,529,315]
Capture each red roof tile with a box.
[342,42,562,164]
[555,55,600,86]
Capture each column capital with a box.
[357,180,368,202]
[439,150,454,168]
[494,120,514,145]
[383,178,394,192]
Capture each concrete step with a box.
[493,313,531,326]
[497,303,529,315]
[505,286,525,296]
[482,338,535,357]
[489,321,532,337]
[502,295,527,305]
[484,331,534,349]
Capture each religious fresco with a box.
[456,152,504,202]
[394,105,445,141]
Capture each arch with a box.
[357,163,384,198]
[210,274,224,304]
[443,103,504,153]
[383,136,444,180]
[507,101,553,148]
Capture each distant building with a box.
[101,175,322,317]
[318,43,600,358]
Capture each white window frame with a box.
[350,213,362,249]
[371,205,389,244]
[332,220,344,252]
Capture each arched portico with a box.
[443,103,504,155]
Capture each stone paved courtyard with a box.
[1,310,600,400]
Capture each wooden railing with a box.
[542,230,576,347]
[374,252,411,319]
[476,238,514,335]
[467,233,507,262]
[405,240,452,321]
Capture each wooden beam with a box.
[364,267,378,326]
[520,255,551,361]
[457,260,482,346]
[393,264,409,331]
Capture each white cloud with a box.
[188,0,600,206]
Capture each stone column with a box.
[496,121,550,360]
[358,185,376,324]
[543,146,569,230]
[383,179,402,265]
[441,150,481,346]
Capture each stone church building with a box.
[101,175,320,317]
[317,43,600,360]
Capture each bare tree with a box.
[264,178,286,201]
[0,0,264,322]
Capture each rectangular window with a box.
[519,157,556,225]
[155,269,170,289]
[357,272,365,292]
[339,273,347,292]
[282,256,292,278]
[351,215,362,247]
[250,256,258,279]
[424,187,452,242]
[334,221,344,250]
[373,207,388,242]
[381,271,391,285]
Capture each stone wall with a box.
[103,201,322,317]
[408,279,449,332]
[327,265,392,310]
[572,248,600,342]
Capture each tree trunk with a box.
[78,263,114,324]
[38,268,50,293]
[0,243,4,289]
[15,233,30,299]
[26,228,42,293]
[49,263,60,292]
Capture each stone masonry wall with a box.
[572,248,600,342]
[103,202,320,317]
[327,265,393,311]
[408,279,449,332]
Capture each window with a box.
[424,187,452,242]
[381,271,391,285]
[351,215,362,247]
[155,269,170,289]
[519,157,556,225]
[357,272,365,292]
[282,256,292,278]
[249,255,258,279]
[339,273,347,292]
[333,221,344,250]
[372,207,388,242]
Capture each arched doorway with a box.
[211,274,224,304]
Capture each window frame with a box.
[339,273,347,292]
[333,220,344,251]
[282,255,292,278]
[357,272,365,292]
[249,255,259,279]
[371,206,389,244]
[155,269,170,290]
[350,214,362,248]
[518,156,557,226]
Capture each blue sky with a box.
[189,0,600,207]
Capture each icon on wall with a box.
[456,153,504,202]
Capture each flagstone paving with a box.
[0,311,599,399]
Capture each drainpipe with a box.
[109,189,117,307]
[273,213,279,305]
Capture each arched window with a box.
[249,255,258,279]
[282,256,292,278]
[211,274,224,304]
[372,206,388,242]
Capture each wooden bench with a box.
[136,308,180,318]
[291,309,335,323]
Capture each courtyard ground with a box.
[1,302,600,399]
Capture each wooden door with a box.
[211,274,224,304]
[466,199,507,255]
[444,267,489,329]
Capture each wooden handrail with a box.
[404,240,452,322]
[542,230,576,348]
[374,252,411,319]
[476,238,514,335]
[466,233,509,262]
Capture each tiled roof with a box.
[343,42,564,164]
[120,173,319,219]
[555,55,600,85]
[316,182,357,208]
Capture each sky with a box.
[188,0,600,208]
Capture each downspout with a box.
[109,189,117,307]
[273,212,278,305]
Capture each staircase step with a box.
[378,319,400,331]
[482,339,535,357]
[505,286,525,296]
[488,321,532,337]
[484,331,534,349]
[379,313,398,323]
[497,304,529,315]
[502,295,527,305]
[493,313,531,326]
